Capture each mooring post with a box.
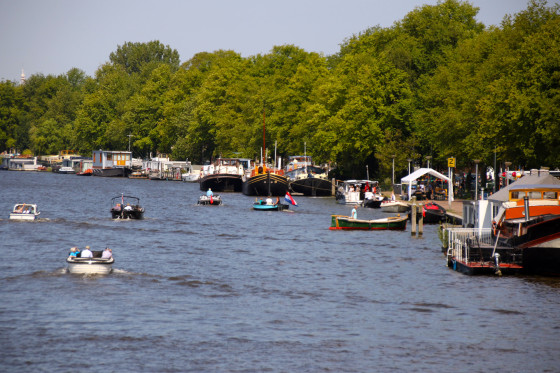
[411,196,417,236]
[332,178,336,195]
[418,203,423,236]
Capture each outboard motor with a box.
[493,253,502,276]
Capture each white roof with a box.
[401,168,450,183]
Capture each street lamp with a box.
[426,155,432,169]
[391,154,396,187]
[505,161,512,186]
[474,159,481,201]
[407,158,412,175]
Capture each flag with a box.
[210,195,214,204]
[284,192,298,206]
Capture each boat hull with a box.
[111,210,144,219]
[67,257,114,275]
[243,173,289,196]
[93,168,130,177]
[10,213,39,221]
[329,215,407,230]
[289,177,334,196]
[381,202,410,213]
[200,174,243,192]
[198,196,222,205]
[253,203,289,211]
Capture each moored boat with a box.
[329,214,407,230]
[285,155,334,196]
[380,200,410,213]
[335,180,378,204]
[243,165,289,196]
[10,203,40,220]
[199,158,248,192]
[58,166,76,174]
[110,194,145,219]
[422,202,446,223]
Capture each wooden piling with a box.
[411,197,417,236]
[418,203,423,236]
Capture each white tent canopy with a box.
[401,168,451,201]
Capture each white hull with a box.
[67,258,113,275]
[182,173,200,182]
[380,202,410,213]
[10,213,39,220]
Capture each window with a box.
[543,191,558,199]
[529,191,541,199]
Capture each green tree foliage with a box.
[3,1,559,176]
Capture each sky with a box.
[0,0,549,81]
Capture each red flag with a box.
[210,195,214,204]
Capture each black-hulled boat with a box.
[110,194,145,219]
[242,165,289,196]
[199,158,249,192]
[285,155,334,196]
[422,202,446,223]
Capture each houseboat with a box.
[92,150,132,177]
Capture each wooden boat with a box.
[67,251,114,275]
[329,214,407,230]
[10,203,40,220]
[380,200,410,213]
[110,194,145,219]
[198,195,222,205]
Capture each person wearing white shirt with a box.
[81,246,93,258]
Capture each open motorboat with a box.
[110,194,145,219]
[330,214,408,230]
[335,180,379,204]
[198,195,222,205]
[253,197,290,211]
[422,202,447,223]
[67,250,114,275]
[380,200,410,213]
[10,203,40,220]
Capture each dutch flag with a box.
[284,192,298,206]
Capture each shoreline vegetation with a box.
[1,1,559,182]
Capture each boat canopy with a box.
[401,168,450,201]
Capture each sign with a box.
[448,157,456,168]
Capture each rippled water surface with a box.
[1,171,560,372]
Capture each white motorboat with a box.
[335,180,378,204]
[67,253,114,275]
[10,203,40,220]
[58,166,76,174]
[380,200,410,213]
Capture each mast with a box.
[262,107,266,166]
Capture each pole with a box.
[366,165,369,180]
[262,107,266,166]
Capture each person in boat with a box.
[15,205,24,213]
[81,246,93,258]
[391,191,396,201]
[266,196,273,205]
[124,204,133,211]
[351,205,358,219]
[101,247,112,259]
[207,188,213,197]
[69,247,79,257]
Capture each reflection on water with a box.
[1,171,560,372]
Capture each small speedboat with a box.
[330,214,408,230]
[111,194,145,219]
[253,198,289,211]
[198,195,222,205]
[58,166,76,174]
[422,202,446,223]
[67,251,114,275]
[10,203,40,220]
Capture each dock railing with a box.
[444,228,493,264]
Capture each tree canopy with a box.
[1,0,558,180]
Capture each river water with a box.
[1,171,559,373]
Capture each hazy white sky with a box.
[0,0,546,81]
